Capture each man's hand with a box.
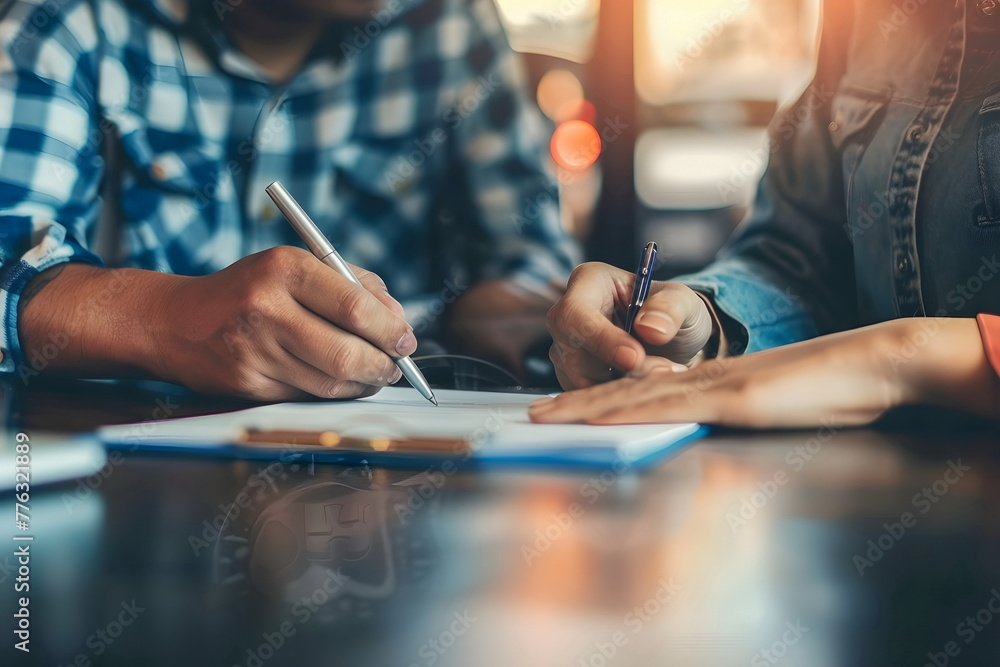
[545,262,716,390]
[18,246,416,400]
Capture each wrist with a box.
[691,290,723,360]
[884,318,998,416]
[124,269,193,381]
[19,264,186,379]
[101,268,195,381]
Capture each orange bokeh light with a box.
[554,98,597,125]
[536,69,585,123]
[550,120,602,171]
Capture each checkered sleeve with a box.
[449,0,580,298]
[0,1,104,375]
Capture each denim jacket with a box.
[678,0,1000,353]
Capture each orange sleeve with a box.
[976,314,1000,377]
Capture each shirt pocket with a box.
[828,89,888,207]
[114,124,211,197]
[976,91,1000,226]
[105,110,238,272]
[109,110,224,222]
[331,134,436,203]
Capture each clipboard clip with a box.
[238,429,471,456]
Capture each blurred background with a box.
[494,0,822,275]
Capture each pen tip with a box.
[430,396,439,407]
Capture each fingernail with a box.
[529,396,556,412]
[671,363,689,373]
[613,345,639,370]
[635,311,674,335]
[396,330,417,357]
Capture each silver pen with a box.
[265,181,439,407]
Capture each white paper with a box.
[98,387,701,465]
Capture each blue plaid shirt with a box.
[0,0,577,374]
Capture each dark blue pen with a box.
[623,242,657,335]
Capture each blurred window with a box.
[494,0,601,62]
[636,0,821,106]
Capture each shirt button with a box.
[907,124,926,143]
[980,0,998,16]
[896,257,909,275]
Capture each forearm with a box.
[893,318,999,418]
[18,263,183,379]
[447,278,557,373]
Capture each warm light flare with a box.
[536,69,584,123]
[645,0,754,71]
[635,0,821,105]
[550,120,602,171]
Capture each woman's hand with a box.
[545,262,717,390]
[529,318,999,429]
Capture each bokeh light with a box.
[550,120,602,171]
[536,69,585,123]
